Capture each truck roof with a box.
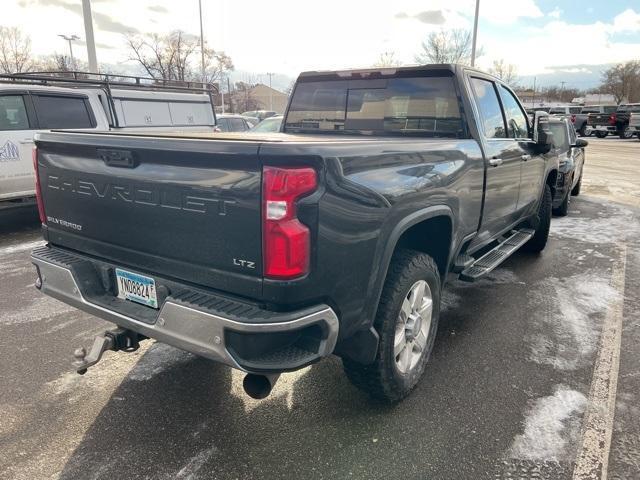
[297,63,496,80]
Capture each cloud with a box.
[395,10,446,25]
[612,8,640,32]
[18,0,138,34]
[548,7,562,19]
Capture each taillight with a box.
[32,147,46,224]
[609,113,617,125]
[263,166,317,279]
[570,114,576,123]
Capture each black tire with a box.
[578,125,588,137]
[552,189,570,217]
[523,183,552,253]
[343,250,441,403]
[571,174,582,196]
[595,131,608,138]
[620,127,633,139]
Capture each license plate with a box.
[115,268,158,309]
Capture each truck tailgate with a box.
[588,113,610,126]
[35,132,263,298]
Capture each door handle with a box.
[489,157,503,167]
[521,154,531,161]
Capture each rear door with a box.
[0,92,38,200]
[469,76,521,238]
[497,84,542,214]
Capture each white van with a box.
[0,72,217,210]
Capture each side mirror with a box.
[572,138,588,148]
[533,111,553,154]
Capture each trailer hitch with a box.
[73,328,144,375]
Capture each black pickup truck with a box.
[588,103,640,138]
[31,64,559,402]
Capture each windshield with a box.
[617,104,640,113]
[284,76,464,137]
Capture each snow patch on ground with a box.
[509,385,587,462]
[175,447,216,479]
[550,205,639,245]
[127,343,194,381]
[0,240,44,256]
[1,295,76,325]
[527,273,620,370]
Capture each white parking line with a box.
[572,244,627,479]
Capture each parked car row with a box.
[529,103,640,139]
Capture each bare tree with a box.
[415,29,479,65]
[374,51,401,68]
[125,30,233,85]
[600,61,640,103]
[0,26,34,73]
[489,59,518,85]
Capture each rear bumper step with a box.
[31,245,339,373]
[459,229,534,282]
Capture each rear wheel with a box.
[523,183,552,253]
[578,125,589,137]
[553,189,570,217]
[343,250,440,403]
[595,131,608,138]
[571,174,582,196]
[620,127,633,139]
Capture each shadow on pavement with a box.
[55,278,541,480]
[0,205,40,237]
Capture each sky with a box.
[4,0,640,89]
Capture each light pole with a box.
[198,0,206,81]
[470,0,480,67]
[81,0,98,72]
[266,72,274,110]
[58,34,80,69]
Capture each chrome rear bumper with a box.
[32,246,339,373]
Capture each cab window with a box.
[470,78,506,139]
[32,94,95,129]
[498,85,529,138]
[0,95,31,131]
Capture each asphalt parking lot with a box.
[1,137,638,480]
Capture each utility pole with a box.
[266,72,274,110]
[532,76,536,107]
[58,34,79,69]
[470,0,480,67]
[198,0,206,81]
[560,81,566,103]
[81,0,98,72]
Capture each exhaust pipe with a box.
[242,373,281,399]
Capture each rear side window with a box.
[498,85,529,138]
[33,94,95,129]
[0,95,30,130]
[570,107,582,114]
[285,76,464,137]
[168,102,214,126]
[229,118,248,131]
[470,78,506,139]
[217,118,230,131]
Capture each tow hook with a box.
[73,328,143,375]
